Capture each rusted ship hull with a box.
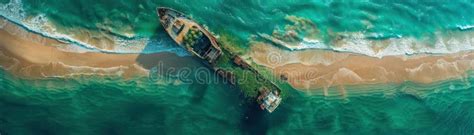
[157,7,221,64]
[157,7,282,113]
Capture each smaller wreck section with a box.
[213,48,284,113]
[258,87,282,113]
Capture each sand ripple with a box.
[248,42,474,95]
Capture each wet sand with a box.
[0,18,197,79]
[249,42,474,95]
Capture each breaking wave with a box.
[0,0,189,56]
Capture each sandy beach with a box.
[249,42,474,95]
[1,16,473,95]
[0,18,204,79]
[0,22,143,78]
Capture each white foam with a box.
[55,44,93,53]
[2,0,472,58]
[297,38,327,50]
[457,25,474,30]
[332,33,378,56]
[258,33,329,51]
[0,0,189,56]
[262,31,474,58]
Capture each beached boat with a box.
[157,7,282,113]
[157,7,222,64]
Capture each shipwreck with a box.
[157,7,282,113]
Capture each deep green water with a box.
[1,62,473,134]
[1,0,474,134]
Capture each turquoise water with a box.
[1,0,474,134]
[19,0,474,40]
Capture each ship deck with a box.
[157,7,283,113]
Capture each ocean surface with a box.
[1,65,473,134]
[1,0,474,134]
[1,0,474,55]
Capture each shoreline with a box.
[1,15,473,96]
[248,42,474,95]
[259,15,474,58]
[0,17,214,83]
[0,29,145,79]
[1,8,474,58]
[0,17,151,79]
[0,14,186,55]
